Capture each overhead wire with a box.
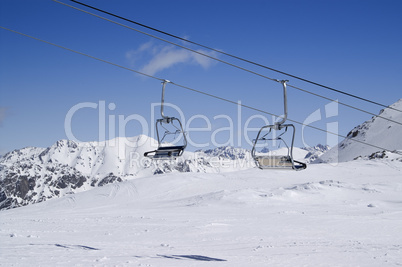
[287,84,402,127]
[66,0,402,114]
[51,0,277,82]
[51,0,402,128]
[1,25,401,156]
[0,26,162,82]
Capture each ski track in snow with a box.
[1,160,402,266]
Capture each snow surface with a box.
[1,100,401,265]
[319,99,402,162]
[1,158,402,266]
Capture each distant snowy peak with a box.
[301,144,331,163]
[197,146,250,160]
[198,145,325,163]
[0,136,158,210]
[302,144,331,153]
[2,146,45,162]
[319,99,402,163]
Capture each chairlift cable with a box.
[0,26,163,82]
[53,0,402,121]
[2,25,401,157]
[170,81,401,155]
[287,84,402,127]
[65,0,402,114]
[52,0,278,82]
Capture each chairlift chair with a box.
[144,80,187,159]
[251,80,307,170]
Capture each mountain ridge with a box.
[318,98,402,163]
[0,136,326,210]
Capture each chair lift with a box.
[251,80,307,170]
[144,80,187,159]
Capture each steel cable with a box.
[66,0,402,113]
[52,0,402,126]
[1,25,400,156]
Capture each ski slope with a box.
[1,159,402,266]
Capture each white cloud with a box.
[126,41,218,76]
[141,46,190,75]
[193,49,217,69]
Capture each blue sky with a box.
[1,0,402,154]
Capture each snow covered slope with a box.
[1,159,401,266]
[319,99,402,162]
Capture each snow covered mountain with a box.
[318,99,402,163]
[197,145,324,163]
[1,125,331,211]
[0,135,217,210]
[198,146,249,160]
[301,144,330,163]
[1,136,263,210]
